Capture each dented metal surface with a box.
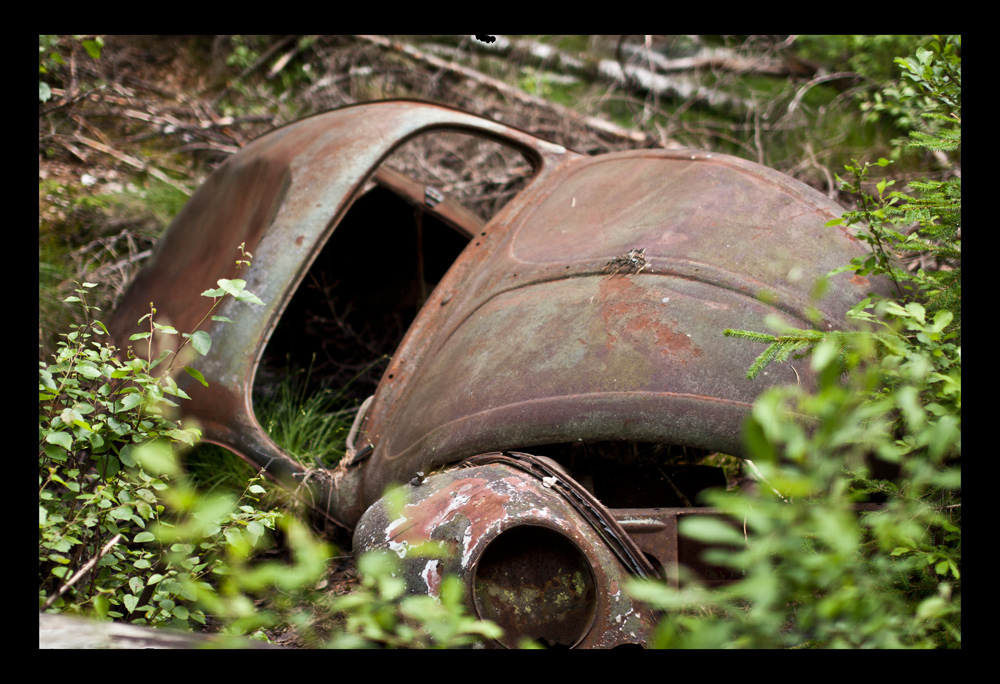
[111,100,895,648]
[108,99,568,511]
[356,147,891,508]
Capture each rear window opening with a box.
[254,182,469,405]
[252,132,532,413]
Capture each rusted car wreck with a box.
[110,100,890,648]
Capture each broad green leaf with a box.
[39,369,57,390]
[120,393,143,412]
[119,444,137,467]
[111,506,133,520]
[905,302,926,323]
[183,331,211,356]
[931,310,954,332]
[93,594,109,619]
[123,594,139,613]
[811,336,840,372]
[60,407,83,425]
[235,290,264,305]
[216,278,245,296]
[184,366,209,387]
[46,431,73,451]
[247,521,265,541]
[82,39,102,60]
[134,532,155,543]
[43,444,68,462]
[151,322,178,334]
[133,440,181,477]
[883,301,909,317]
[72,419,93,432]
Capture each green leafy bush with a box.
[39,246,275,627]
[327,551,504,648]
[630,36,960,648]
[39,246,502,648]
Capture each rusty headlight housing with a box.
[353,458,656,648]
[473,524,597,648]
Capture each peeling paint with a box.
[421,560,441,599]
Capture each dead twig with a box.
[603,248,648,277]
[785,72,864,120]
[39,84,109,117]
[73,135,192,196]
[42,534,122,610]
[356,34,654,146]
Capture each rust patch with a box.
[626,313,699,358]
[598,276,700,359]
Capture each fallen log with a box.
[39,613,282,649]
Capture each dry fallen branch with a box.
[355,34,657,147]
[73,135,192,195]
[41,534,122,611]
[39,613,282,649]
[619,42,807,77]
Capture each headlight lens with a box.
[473,525,597,648]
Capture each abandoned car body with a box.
[109,100,891,648]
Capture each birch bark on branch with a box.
[355,34,658,147]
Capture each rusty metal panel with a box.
[613,508,744,588]
[109,99,899,649]
[372,166,484,238]
[108,101,571,524]
[359,150,894,505]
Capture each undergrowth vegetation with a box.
[630,35,960,648]
[38,246,498,647]
[38,248,276,627]
[40,35,959,649]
